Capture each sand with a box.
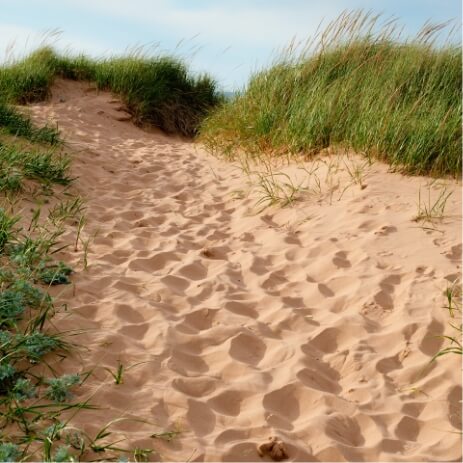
[26,79,462,462]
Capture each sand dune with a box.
[27,79,461,461]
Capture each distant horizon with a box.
[1,0,461,91]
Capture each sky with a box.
[0,0,461,91]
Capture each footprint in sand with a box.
[229,332,266,365]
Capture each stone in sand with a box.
[257,436,289,461]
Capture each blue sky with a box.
[1,0,460,90]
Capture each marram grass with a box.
[0,46,220,137]
[200,11,462,177]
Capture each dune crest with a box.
[27,79,461,461]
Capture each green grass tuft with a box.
[0,102,59,144]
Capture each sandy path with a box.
[28,79,461,462]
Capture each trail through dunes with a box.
[27,79,461,462]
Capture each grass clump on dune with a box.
[93,55,219,135]
[0,102,59,145]
[0,47,60,145]
[0,48,54,104]
[200,11,462,176]
[0,141,70,194]
[0,47,220,137]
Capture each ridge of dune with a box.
[27,78,461,462]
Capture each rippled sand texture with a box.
[28,79,461,461]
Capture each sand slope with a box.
[28,79,461,462]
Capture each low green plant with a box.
[74,216,86,252]
[444,280,461,317]
[0,362,15,382]
[0,144,70,197]
[106,362,125,385]
[133,447,153,462]
[9,232,64,271]
[10,279,51,308]
[432,329,462,359]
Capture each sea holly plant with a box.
[45,374,81,402]
[37,261,73,285]
[53,445,77,463]
[10,279,51,308]
[0,361,15,382]
[18,331,63,361]
[0,290,26,327]
[0,280,53,328]
[0,443,21,462]
[10,378,37,401]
